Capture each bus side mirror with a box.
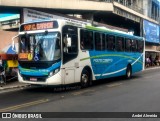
[12,35,19,53]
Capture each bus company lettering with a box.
[93,59,113,64]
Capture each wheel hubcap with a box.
[127,70,131,77]
[82,74,88,84]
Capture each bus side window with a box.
[95,32,105,51]
[107,35,115,51]
[20,36,29,53]
[137,40,144,53]
[105,34,108,50]
[62,25,78,64]
[131,40,137,52]
[69,35,78,53]
[116,37,124,51]
[125,38,132,52]
[80,29,93,50]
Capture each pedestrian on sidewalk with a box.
[0,56,2,67]
[0,56,6,86]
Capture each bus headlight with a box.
[49,68,60,77]
[49,72,54,77]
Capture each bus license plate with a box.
[30,78,37,81]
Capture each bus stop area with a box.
[145,51,160,68]
[0,79,30,91]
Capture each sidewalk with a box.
[145,65,160,71]
[0,80,30,91]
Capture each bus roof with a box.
[19,19,144,41]
[85,25,144,40]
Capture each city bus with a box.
[13,19,144,87]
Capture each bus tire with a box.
[126,65,132,79]
[80,69,90,88]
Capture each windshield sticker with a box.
[19,53,28,59]
[28,53,33,60]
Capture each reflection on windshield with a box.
[19,32,60,61]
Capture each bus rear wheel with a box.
[81,69,90,88]
[126,65,132,79]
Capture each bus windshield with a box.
[19,32,61,61]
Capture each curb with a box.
[144,66,160,71]
[0,84,30,91]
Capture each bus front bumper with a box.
[18,71,62,86]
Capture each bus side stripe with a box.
[92,53,143,77]
[80,54,143,64]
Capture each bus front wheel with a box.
[81,69,90,88]
[126,65,132,79]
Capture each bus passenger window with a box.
[20,36,29,53]
[95,32,105,51]
[66,35,78,53]
[63,33,78,54]
[107,35,115,51]
[116,37,124,51]
[105,35,108,50]
[137,41,144,53]
[62,25,78,64]
[80,30,93,50]
[125,38,131,52]
[131,40,137,52]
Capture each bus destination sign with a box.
[20,21,58,31]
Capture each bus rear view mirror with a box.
[12,35,19,53]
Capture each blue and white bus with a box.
[13,19,144,87]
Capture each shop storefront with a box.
[143,19,160,68]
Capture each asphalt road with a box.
[0,68,160,120]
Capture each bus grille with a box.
[22,74,47,82]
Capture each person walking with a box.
[0,56,6,86]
